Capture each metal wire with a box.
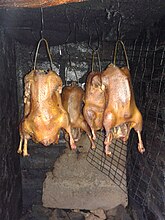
[64,6,80,85]
[65,65,79,86]
[33,38,53,70]
[113,40,130,69]
[91,50,101,72]
[87,131,127,192]
[33,8,53,71]
[40,7,44,39]
[117,14,122,40]
[88,19,100,52]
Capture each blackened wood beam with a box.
[0,0,86,8]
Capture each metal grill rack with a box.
[87,131,127,193]
[86,27,165,216]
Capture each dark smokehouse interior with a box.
[0,0,165,219]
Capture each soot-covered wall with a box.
[0,29,22,220]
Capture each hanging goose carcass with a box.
[83,71,106,141]
[101,64,145,156]
[62,81,95,148]
[17,70,76,156]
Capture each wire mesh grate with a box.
[87,131,128,193]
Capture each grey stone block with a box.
[106,205,132,220]
[42,134,128,210]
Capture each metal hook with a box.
[82,5,91,34]
[73,22,77,43]
[40,7,44,39]
[80,7,88,32]
[115,0,123,40]
[117,15,122,40]
[65,6,73,54]
[65,65,79,86]
[113,40,130,69]
[88,20,100,52]
[65,6,79,45]
[33,38,53,71]
[91,50,101,72]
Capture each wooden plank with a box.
[0,0,86,8]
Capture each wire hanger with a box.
[113,40,130,69]
[40,7,44,39]
[64,41,79,86]
[88,21,102,72]
[33,8,53,71]
[113,14,130,69]
[64,7,79,86]
[116,15,122,41]
[91,50,101,72]
[88,20,100,52]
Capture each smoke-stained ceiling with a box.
[0,0,165,46]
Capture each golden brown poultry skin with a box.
[83,71,106,141]
[102,64,145,156]
[62,82,95,148]
[17,70,76,156]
